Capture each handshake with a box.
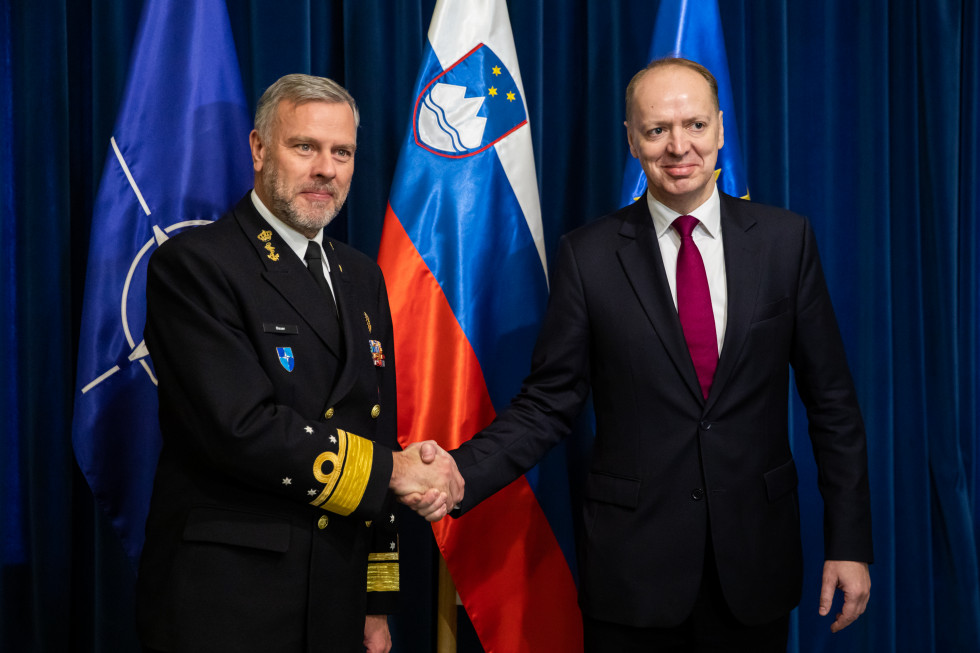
[390,441,464,522]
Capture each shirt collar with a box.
[646,185,722,240]
[250,189,324,263]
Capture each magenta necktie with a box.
[672,215,717,399]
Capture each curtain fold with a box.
[1,1,978,651]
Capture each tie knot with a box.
[304,241,322,262]
[672,215,699,239]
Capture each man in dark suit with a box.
[440,58,872,651]
[136,74,462,653]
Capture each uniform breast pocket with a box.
[262,322,299,336]
[262,323,300,374]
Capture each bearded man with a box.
[136,74,463,653]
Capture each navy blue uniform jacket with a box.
[137,195,400,652]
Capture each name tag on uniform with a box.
[263,322,299,335]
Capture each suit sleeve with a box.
[145,235,393,520]
[451,235,593,513]
[790,218,873,562]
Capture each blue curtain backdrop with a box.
[2,1,978,651]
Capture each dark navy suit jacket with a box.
[452,192,872,627]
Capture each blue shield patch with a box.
[277,347,294,372]
[413,44,527,158]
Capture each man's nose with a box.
[666,130,688,156]
[311,152,336,179]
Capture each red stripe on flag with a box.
[378,206,583,652]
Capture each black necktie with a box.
[304,241,338,316]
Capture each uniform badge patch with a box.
[277,346,295,372]
[369,340,385,367]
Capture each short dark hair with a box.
[625,57,719,123]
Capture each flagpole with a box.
[437,555,458,653]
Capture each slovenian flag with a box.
[377,0,582,650]
[620,0,748,206]
[71,0,252,562]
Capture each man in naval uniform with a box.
[136,74,462,653]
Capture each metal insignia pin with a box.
[364,312,372,333]
[265,242,280,261]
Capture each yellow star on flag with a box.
[491,65,502,76]
[489,86,498,97]
[506,91,516,102]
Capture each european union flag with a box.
[620,0,748,206]
[71,0,252,562]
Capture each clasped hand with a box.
[390,441,463,521]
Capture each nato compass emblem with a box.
[80,219,212,395]
[414,43,528,158]
[277,347,295,372]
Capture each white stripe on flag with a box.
[110,136,152,216]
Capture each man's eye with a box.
[650,127,664,136]
[297,143,312,152]
[692,122,705,130]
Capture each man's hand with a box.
[390,440,464,521]
[363,614,391,653]
[819,560,870,633]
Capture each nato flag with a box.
[71,0,252,562]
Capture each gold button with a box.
[317,515,329,530]
[370,404,381,419]
[324,407,335,419]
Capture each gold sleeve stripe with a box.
[368,552,399,562]
[309,429,347,509]
[366,562,400,592]
[322,431,373,516]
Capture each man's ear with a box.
[717,110,724,150]
[249,129,264,172]
[625,121,639,159]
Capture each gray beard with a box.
[264,163,347,236]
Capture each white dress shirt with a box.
[646,185,727,355]
[251,190,337,304]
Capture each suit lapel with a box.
[616,200,705,402]
[233,198,344,358]
[705,193,760,411]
